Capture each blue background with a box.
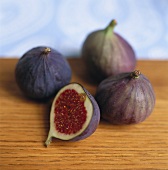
[0,0,168,59]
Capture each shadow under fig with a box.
[68,57,100,86]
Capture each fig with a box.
[45,83,100,146]
[95,70,155,124]
[15,46,72,99]
[82,19,136,82]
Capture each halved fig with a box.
[45,83,100,147]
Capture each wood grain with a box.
[0,58,168,170]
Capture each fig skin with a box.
[95,70,155,124]
[70,85,100,141]
[82,19,136,82]
[15,46,72,100]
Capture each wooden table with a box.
[0,58,168,170]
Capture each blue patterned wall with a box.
[0,0,168,59]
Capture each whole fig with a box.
[95,70,155,124]
[45,83,100,146]
[15,46,72,99]
[82,19,136,82]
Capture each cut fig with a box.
[45,83,100,146]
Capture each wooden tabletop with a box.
[0,58,168,170]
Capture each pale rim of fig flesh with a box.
[45,83,93,146]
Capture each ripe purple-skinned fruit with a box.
[82,19,136,82]
[45,83,100,146]
[95,70,155,124]
[15,46,72,100]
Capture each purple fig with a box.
[82,19,136,82]
[45,83,100,146]
[95,70,155,124]
[15,46,72,100]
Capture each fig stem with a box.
[43,47,51,54]
[108,19,117,28]
[131,70,141,79]
[105,19,117,36]
[45,133,52,147]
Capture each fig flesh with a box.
[45,83,100,146]
[82,19,136,82]
[15,46,71,99]
[95,70,155,124]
